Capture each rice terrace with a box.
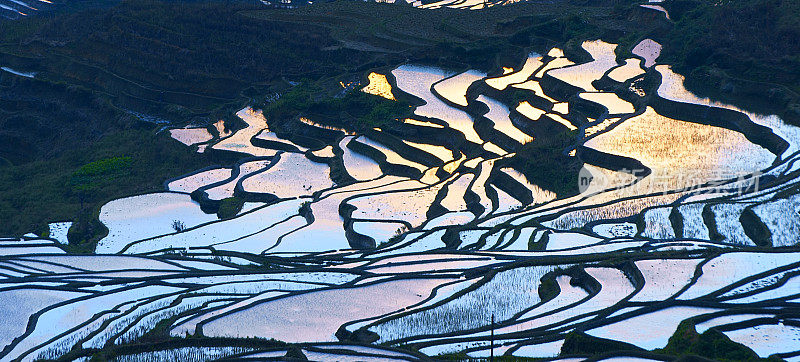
[0,0,799,360]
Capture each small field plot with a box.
[586,306,719,350]
[548,40,618,92]
[201,277,454,343]
[97,193,217,254]
[240,153,335,198]
[370,265,556,342]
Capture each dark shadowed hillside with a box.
[662,0,800,123]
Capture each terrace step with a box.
[640,206,677,240]
[675,203,711,240]
[706,203,757,246]
[749,194,800,247]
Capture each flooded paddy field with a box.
[2,0,800,360]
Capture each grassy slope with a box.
[0,128,215,240]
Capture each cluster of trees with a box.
[507,129,581,198]
[263,82,413,132]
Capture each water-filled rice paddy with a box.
[6,36,800,361]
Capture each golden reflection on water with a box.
[433,70,487,107]
[362,72,396,100]
[403,118,444,128]
[420,167,442,184]
[214,119,231,137]
[392,65,483,144]
[585,107,775,189]
[299,117,355,135]
[442,152,466,174]
[656,65,745,112]
[483,142,508,155]
[479,95,534,144]
[357,136,428,172]
[512,80,559,104]
[607,59,645,83]
[545,113,578,131]
[579,93,636,114]
[656,64,800,155]
[403,140,454,162]
[535,57,574,79]
[552,102,569,114]
[585,117,621,137]
[486,53,543,90]
[547,48,565,58]
[516,101,545,121]
[548,40,618,92]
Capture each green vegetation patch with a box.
[508,129,580,198]
[657,320,770,361]
[71,157,133,192]
[217,196,246,220]
[560,330,643,356]
[557,321,773,361]
[264,82,413,132]
[0,129,216,241]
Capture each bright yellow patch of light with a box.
[299,117,355,135]
[552,102,569,114]
[463,157,484,169]
[403,140,453,162]
[579,93,636,114]
[483,142,508,155]
[486,55,543,90]
[535,57,575,78]
[546,113,578,131]
[585,117,621,137]
[442,152,466,174]
[516,101,546,121]
[404,118,444,128]
[547,48,565,58]
[608,58,645,83]
[361,72,396,101]
[420,167,440,185]
[512,80,560,103]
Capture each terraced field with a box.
[3,17,800,362]
[0,0,123,19]
[0,0,40,19]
